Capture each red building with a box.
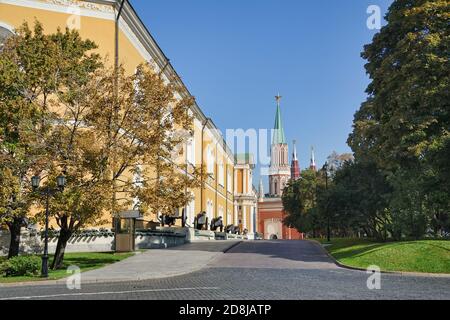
[257,95,303,240]
[258,198,303,240]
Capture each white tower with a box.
[269,94,291,197]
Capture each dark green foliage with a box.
[0,256,41,277]
[326,0,450,240]
[282,169,326,237]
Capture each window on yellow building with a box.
[207,145,215,175]
[227,168,232,193]
[0,25,13,50]
[218,158,224,186]
[186,194,195,226]
[207,200,214,221]
[186,137,195,165]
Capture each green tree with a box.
[88,63,205,226]
[282,178,305,232]
[36,26,108,269]
[129,64,205,218]
[347,0,449,239]
[282,169,323,235]
[0,22,59,257]
[351,0,449,169]
[325,161,392,240]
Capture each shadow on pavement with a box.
[166,241,240,253]
[221,240,335,264]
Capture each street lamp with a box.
[31,174,66,278]
[31,176,41,190]
[56,175,67,191]
[323,162,331,243]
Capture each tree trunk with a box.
[51,228,72,270]
[7,218,22,259]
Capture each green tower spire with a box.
[273,94,287,145]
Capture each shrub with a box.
[0,256,41,277]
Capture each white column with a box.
[249,206,254,234]
[243,206,247,230]
[254,206,258,234]
[247,170,251,195]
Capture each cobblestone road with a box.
[0,240,449,300]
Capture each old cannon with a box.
[194,212,209,230]
[210,216,224,232]
[159,209,187,228]
[159,214,176,227]
[225,224,240,235]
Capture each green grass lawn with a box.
[0,252,133,284]
[314,238,450,274]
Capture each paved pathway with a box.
[208,240,337,269]
[0,240,449,300]
[78,241,240,283]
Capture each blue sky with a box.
[130,0,393,184]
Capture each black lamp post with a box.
[32,175,66,278]
[323,162,331,243]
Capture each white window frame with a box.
[227,210,232,226]
[207,199,214,222]
[186,193,195,226]
[218,158,224,187]
[227,168,232,193]
[0,22,14,50]
[186,137,196,165]
[207,145,215,175]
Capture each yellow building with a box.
[0,0,257,235]
[234,154,258,236]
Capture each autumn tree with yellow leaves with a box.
[0,22,205,268]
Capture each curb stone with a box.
[307,239,450,278]
[222,241,242,253]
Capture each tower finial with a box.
[272,93,286,145]
[290,139,301,180]
[275,93,282,106]
[258,178,264,201]
[292,140,298,161]
[310,146,317,171]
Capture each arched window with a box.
[186,137,195,165]
[186,193,195,225]
[206,200,214,221]
[218,157,224,186]
[0,24,14,50]
[206,145,215,175]
[227,167,232,192]
[227,209,232,225]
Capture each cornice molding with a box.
[44,0,114,12]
